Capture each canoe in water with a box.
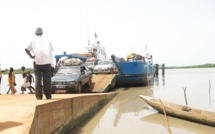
[139,95,215,127]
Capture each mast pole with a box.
[145,44,148,58]
[86,2,90,46]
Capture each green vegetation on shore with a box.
[2,68,34,75]
[164,63,215,69]
[1,63,214,75]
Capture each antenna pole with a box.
[86,2,89,46]
[145,44,148,58]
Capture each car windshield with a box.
[56,68,79,76]
[98,60,112,65]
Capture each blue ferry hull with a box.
[116,73,154,86]
[111,54,154,86]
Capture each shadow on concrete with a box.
[0,121,23,132]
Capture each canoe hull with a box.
[139,95,215,127]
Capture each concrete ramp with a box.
[0,93,117,134]
[92,74,116,92]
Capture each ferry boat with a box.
[111,51,154,86]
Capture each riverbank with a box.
[0,93,117,134]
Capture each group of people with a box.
[0,27,54,100]
[2,67,35,94]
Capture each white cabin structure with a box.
[86,33,106,61]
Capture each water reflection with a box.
[154,76,159,86]
[209,80,212,106]
[112,87,153,127]
[69,68,215,134]
[154,75,165,87]
[141,113,215,134]
[162,76,165,86]
[69,85,215,134]
[70,86,153,134]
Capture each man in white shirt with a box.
[25,27,54,100]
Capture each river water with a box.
[69,68,215,134]
[1,68,215,134]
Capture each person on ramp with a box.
[25,27,54,100]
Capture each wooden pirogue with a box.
[139,95,215,127]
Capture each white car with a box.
[84,62,97,72]
[93,60,118,74]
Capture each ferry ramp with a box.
[91,74,116,93]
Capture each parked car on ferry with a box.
[51,65,92,93]
[84,61,97,72]
[93,60,118,74]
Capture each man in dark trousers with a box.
[25,27,54,100]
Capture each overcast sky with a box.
[0,0,215,69]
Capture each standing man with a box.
[25,27,54,100]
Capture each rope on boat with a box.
[159,99,172,134]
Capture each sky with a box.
[0,0,215,69]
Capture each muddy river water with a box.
[69,68,215,134]
[1,68,215,133]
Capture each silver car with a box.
[93,60,118,74]
[84,62,97,72]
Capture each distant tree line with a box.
[163,63,215,69]
[2,68,34,75]
[2,63,215,75]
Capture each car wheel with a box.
[86,78,92,87]
[76,82,82,93]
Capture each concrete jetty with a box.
[0,93,117,134]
